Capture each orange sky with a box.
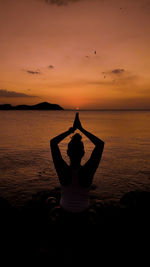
[0,0,150,109]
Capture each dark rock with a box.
[0,196,12,209]
[45,196,58,208]
[0,188,149,265]
[0,104,12,110]
[0,102,64,110]
[48,206,62,223]
[90,184,97,190]
[120,191,150,208]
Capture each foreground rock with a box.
[1,188,150,226]
[0,188,150,265]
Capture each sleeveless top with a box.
[60,168,90,213]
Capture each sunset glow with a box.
[0,0,150,109]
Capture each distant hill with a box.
[0,102,64,110]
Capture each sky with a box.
[0,0,150,109]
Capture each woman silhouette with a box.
[50,113,104,219]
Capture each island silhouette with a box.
[0,102,64,110]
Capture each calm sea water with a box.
[0,110,150,206]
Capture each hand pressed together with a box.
[73,112,83,131]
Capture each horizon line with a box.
[1,102,150,111]
[65,108,150,111]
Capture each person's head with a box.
[67,133,84,166]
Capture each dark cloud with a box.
[44,0,80,6]
[87,72,138,88]
[94,68,138,87]
[48,65,54,69]
[0,89,37,98]
[27,70,41,75]
[111,69,125,74]
[102,68,125,77]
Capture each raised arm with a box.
[50,127,75,146]
[80,127,104,147]
[73,113,104,185]
[73,113,104,147]
[50,127,75,180]
[81,126,104,172]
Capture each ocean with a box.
[0,110,150,207]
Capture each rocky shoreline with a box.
[1,187,150,265]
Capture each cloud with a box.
[111,69,125,74]
[26,70,41,75]
[0,89,38,98]
[48,65,55,69]
[88,68,138,88]
[102,68,125,76]
[44,0,80,6]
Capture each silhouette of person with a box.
[50,113,104,223]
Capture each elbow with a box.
[97,140,104,149]
[50,139,55,147]
[101,140,105,148]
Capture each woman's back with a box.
[60,168,90,212]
